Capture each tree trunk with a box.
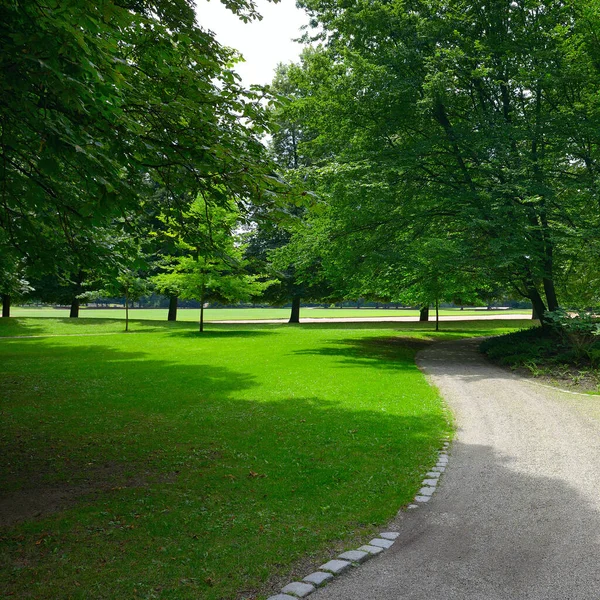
[435,298,440,332]
[528,287,547,327]
[125,294,129,332]
[543,277,559,312]
[419,306,429,322]
[289,296,301,324]
[70,297,80,318]
[2,294,10,318]
[199,287,205,333]
[532,306,539,320]
[167,295,178,322]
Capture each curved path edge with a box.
[306,337,600,600]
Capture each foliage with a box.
[545,309,600,362]
[277,0,600,319]
[152,197,272,329]
[0,0,282,292]
[482,310,600,378]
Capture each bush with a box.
[545,309,600,363]
[480,313,600,372]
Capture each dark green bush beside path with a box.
[0,318,528,599]
[481,316,600,392]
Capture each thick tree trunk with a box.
[289,296,301,324]
[528,287,547,327]
[168,295,178,322]
[543,278,559,312]
[419,306,430,322]
[70,297,80,318]
[435,298,440,332]
[2,294,10,318]
[532,306,539,320]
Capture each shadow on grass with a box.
[291,335,433,371]
[0,334,443,517]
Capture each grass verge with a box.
[1,318,529,599]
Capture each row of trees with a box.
[265,0,600,325]
[4,0,600,329]
[0,0,315,328]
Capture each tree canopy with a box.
[271,0,600,320]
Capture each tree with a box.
[0,0,280,285]
[0,253,32,318]
[153,197,271,332]
[282,0,600,323]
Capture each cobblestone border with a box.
[266,439,450,599]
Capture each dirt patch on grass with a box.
[0,463,176,527]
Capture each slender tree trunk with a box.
[435,298,439,332]
[199,287,205,333]
[419,306,429,322]
[70,297,80,318]
[288,296,301,324]
[167,295,178,322]
[125,294,129,332]
[2,294,10,318]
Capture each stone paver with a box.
[414,495,431,503]
[379,532,400,540]
[319,560,352,575]
[338,550,369,564]
[368,538,394,549]
[358,544,384,555]
[281,582,315,597]
[426,471,441,478]
[419,486,436,496]
[422,479,439,487]
[303,572,334,587]
[267,595,297,600]
[432,466,445,472]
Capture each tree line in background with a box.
[2,0,600,330]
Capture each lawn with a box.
[9,305,531,322]
[0,318,532,599]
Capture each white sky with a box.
[195,0,310,86]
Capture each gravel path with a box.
[212,314,529,324]
[312,337,600,599]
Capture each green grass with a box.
[10,305,531,322]
[0,317,530,599]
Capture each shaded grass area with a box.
[481,327,600,392]
[10,306,531,322]
[0,319,528,599]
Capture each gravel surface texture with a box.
[212,315,529,324]
[312,337,600,599]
